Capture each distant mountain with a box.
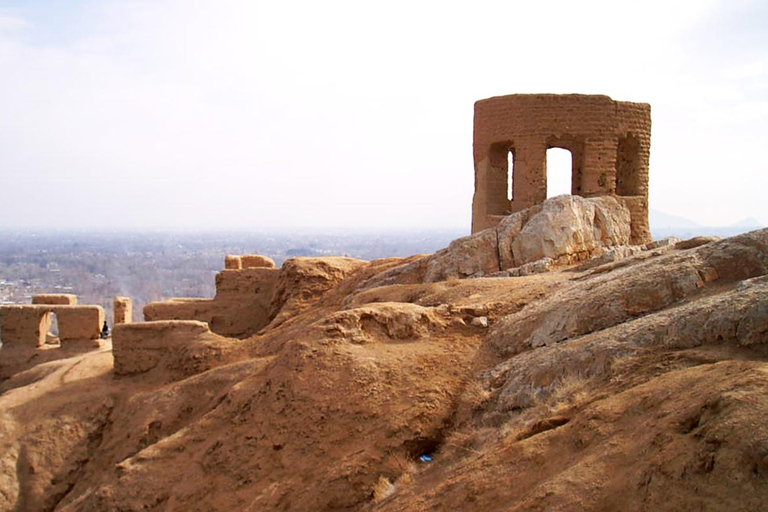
[650,209,764,241]
[649,209,701,229]
[730,217,763,228]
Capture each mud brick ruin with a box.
[0,93,654,377]
[114,297,133,325]
[472,94,651,244]
[143,254,278,338]
[110,254,281,377]
[0,294,104,349]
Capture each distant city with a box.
[0,229,463,324]
[0,215,763,329]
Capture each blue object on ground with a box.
[419,454,433,462]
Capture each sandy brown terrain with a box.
[2,225,768,511]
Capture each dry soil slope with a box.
[0,230,767,511]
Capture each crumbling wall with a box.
[224,254,276,270]
[112,320,231,380]
[225,255,242,269]
[56,306,104,344]
[0,303,104,349]
[32,294,77,306]
[241,254,276,269]
[144,298,218,325]
[0,306,49,348]
[472,94,651,244]
[144,255,279,338]
[114,297,133,325]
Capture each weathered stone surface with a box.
[485,272,768,412]
[321,302,449,345]
[499,195,632,268]
[268,257,367,327]
[489,228,768,356]
[572,244,647,271]
[646,236,681,250]
[695,228,768,281]
[215,267,278,299]
[508,257,554,277]
[114,297,133,325]
[423,195,632,282]
[354,255,430,292]
[675,235,721,250]
[424,229,499,282]
[32,294,77,306]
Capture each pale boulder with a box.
[424,229,499,282]
[423,195,633,283]
[499,195,632,269]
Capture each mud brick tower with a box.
[471,94,651,244]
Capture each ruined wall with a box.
[56,306,104,343]
[225,254,276,270]
[144,256,279,338]
[0,304,104,349]
[144,298,217,326]
[225,255,242,270]
[240,254,276,269]
[472,94,651,244]
[114,297,133,325]
[112,320,230,380]
[0,306,49,348]
[32,294,77,305]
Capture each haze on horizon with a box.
[0,0,766,232]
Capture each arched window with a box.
[616,133,641,196]
[508,149,515,201]
[546,147,572,198]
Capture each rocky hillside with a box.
[1,196,768,511]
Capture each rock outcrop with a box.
[425,195,633,281]
[267,256,367,327]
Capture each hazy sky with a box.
[0,0,766,231]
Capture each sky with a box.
[0,0,766,232]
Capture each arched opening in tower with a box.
[616,133,641,196]
[507,149,515,201]
[546,147,572,198]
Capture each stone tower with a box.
[471,94,651,244]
